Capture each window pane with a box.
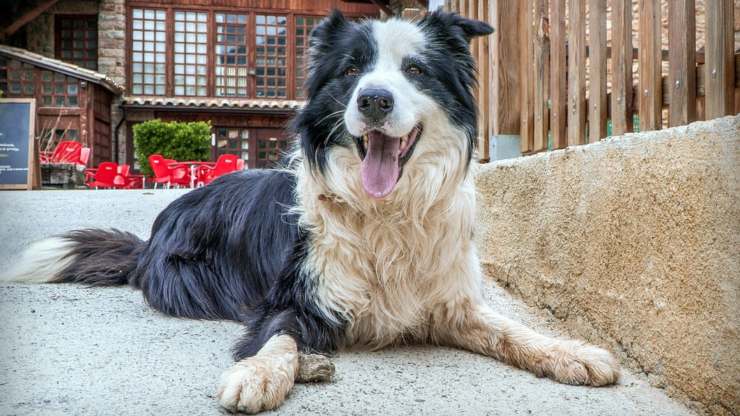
[214,13,249,97]
[174,10,209,96]
[255,14,288,98]
[55,15,98,70]
[131,9,167,95]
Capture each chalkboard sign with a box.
[0,99,36,189]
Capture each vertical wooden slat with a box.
[490,0,521,136]
[611,0,633,135]
[532,0,548,152]
[478,0,490,161]
[520,0,534,153]
[704,0,734,119]
[519,0,535,153]
[668,0,696,126]
[638,0,662,131]
[588,0,607,141]
[550,0,567,149]
[567,0,586,145]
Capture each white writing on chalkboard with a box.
[0,144,20,152]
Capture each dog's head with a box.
[293,11,492,201]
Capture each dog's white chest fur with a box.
[295,148,482,348]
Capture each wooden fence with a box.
[444,0,738,160]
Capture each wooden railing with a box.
[445,0,738,160]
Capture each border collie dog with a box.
[6,11,619,414]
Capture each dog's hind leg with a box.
[431,299,620,387]
[217,333,299,414]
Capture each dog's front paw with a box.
[542,341,620,387]
[216,356,295,414]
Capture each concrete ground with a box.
[0,190,694,416]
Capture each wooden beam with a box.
[611,0,633,135]
[520,0,534,153]
[532,0,548,152]
[668,0,697,126]
[478,0,490,161]
[704,0,734,119]
[2,0,60,37]
[638,0,662,131]
[588,0,607,141]
[490,0,521,135]
[567,0,586,145]
[550,0,567,149]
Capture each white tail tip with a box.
[1,237,75,283]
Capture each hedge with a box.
[133,119,211,176]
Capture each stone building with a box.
[0,0,380,170]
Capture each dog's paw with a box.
[541,341,620,387]
[216,356,295,414]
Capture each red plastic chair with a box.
[78,147,91,167]
[53,141,83,164]
[114,164,146,189]
[148,154,190,188]
[85,162,118,189]
[197,154,241,185]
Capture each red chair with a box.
[148,154,190,188]
[41,141,84,165]
[197,154,242,186]
[85,161,118,189]
[114,164,146,189]
[78,147,91,167]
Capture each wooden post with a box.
[638,0,662,131]
[567,0,586,145]
[490,0,521,136]
[588,0,607,142]
[478,0,490,161]
[668,0,696,126]
[611,0,633,135]
[550,0,567,149]
[533,0,549,152]
[520,0,534,153]
[704,0,734,119]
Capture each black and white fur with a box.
[4,11,619,414]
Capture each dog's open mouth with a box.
[357,124,423,199]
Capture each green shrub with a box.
[133,119,211,176]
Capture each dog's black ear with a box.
[422,11,494,43]
[456,16,494,40]
[309,10,350,55]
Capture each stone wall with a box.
[474,115,739,415]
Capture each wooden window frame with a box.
[128,7,168,95]
[54,14,98,70]
[126,4,373,100]
[214,12,250,97]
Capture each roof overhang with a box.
[0,45,124,94]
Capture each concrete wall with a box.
[475,115,739,415]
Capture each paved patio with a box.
[0,190,694,415]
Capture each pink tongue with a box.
[360,131,400,199]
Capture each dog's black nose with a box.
[357,88,394,122]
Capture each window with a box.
[256,135,288,168]
[174,11,208,96]
[215,13,248,97]
[131,8,166,95]
[41,71,80,107]
[2,59,35,96]
[254,14,287,98]
[56,15,98,70]
[294,16,321,99]
[216,127,250,162]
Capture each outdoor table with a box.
[168,161,215,188]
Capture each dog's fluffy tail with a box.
[2,229,144,286]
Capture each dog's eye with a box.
[405,65,422,76]
[344,66,360,77]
